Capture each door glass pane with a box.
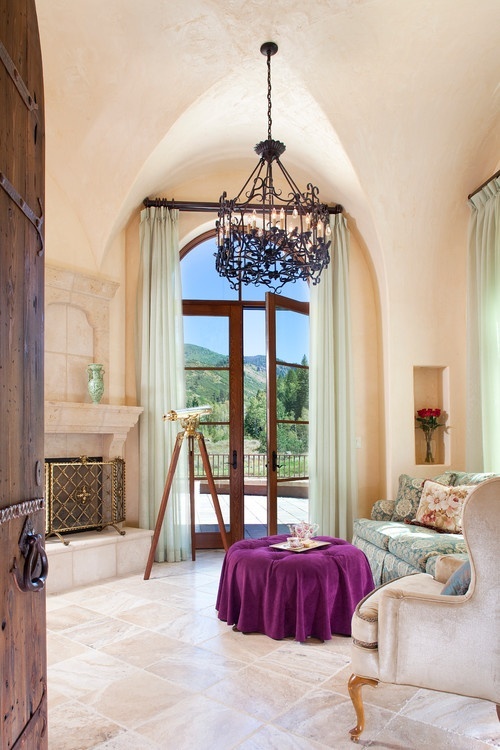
[181,239,237,300]
[195,423,230,473]
[277,484,308,534]
[184,316,229,365]
[185,370,230,421]
[192,423,230,532]
[274,309,309,534]
[276,308,309,364]
[184,313,231,535]
[277,364,309,424]
[243,309,267,538]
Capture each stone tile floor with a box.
[47,550,499,749]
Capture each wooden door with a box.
[183,301,245,546]
[266,293,309,534]
[0,1,48,747]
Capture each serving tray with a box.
[269,540,331,553]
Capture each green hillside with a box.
[185,343,228,367]
[184,343,308,454]
[184,344,267,406]
[184,344,298,407]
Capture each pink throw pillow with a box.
[413,480,473,533]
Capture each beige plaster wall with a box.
[349,229,383,519]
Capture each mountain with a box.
[185,344,266,405]
[184,344,291,405]
[244,354,266,370]
[185,343,228,367]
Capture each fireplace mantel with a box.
[45,401,143,458]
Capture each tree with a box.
[244,390,267,451]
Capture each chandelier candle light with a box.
[416,408,445,464]
[215,42,336,292]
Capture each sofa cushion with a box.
[449,472,497,486]
[432,471,459,486]
[441,560,471,595]
[353,518,413,550]
[413,480,473,533]
[391,474,425,521]
[370,498,395,521]
[387,527,467,571]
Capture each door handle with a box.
[272,451,282,472]
[13,517,48,593]
[231,450,237,469]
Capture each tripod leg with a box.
[144,430,184,580]
[196,432,229,551]
[188,435,196,561]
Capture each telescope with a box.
[145,400,228,578]
[163,405,212,422]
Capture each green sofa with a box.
[352,471,496,586]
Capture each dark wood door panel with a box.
[1,1,47,747]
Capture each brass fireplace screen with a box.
[45,457,125,541]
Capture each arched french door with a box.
[181,234,310,548]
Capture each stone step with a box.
[45,526,153,594]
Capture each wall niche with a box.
[413,366,450,466]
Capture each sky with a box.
[181,239,309,363]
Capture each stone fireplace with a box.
[44,265,150,592]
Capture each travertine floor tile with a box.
[135,693,261,749]
[79,670,194,729]
[204,663,317,722]
[47,551,499,749]
[147,642,247,690]
[369,714,498,750]
[48,701,123,750]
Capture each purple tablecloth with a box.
[216,535,374,641]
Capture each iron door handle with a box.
[14,518,49,593]
[272,451,282,472]
[22,532,48,592]
[231,450,237,469]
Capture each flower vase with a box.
[87,363,105,404]
[424,431,434,463]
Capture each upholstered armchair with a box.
[348,476,500,742]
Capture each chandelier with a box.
[215,42,333,293]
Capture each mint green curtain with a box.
[466,175,500,472]
[136,206,190,562]
[309,213,358,540]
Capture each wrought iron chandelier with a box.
[215,42,333,293]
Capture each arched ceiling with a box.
[35,0,499,277]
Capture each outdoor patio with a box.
[194,484,308,538]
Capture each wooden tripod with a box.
[144,422,229,580]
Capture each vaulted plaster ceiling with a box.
[35,0,499,273]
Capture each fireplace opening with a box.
[45,456,125,544]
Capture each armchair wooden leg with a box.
[348,673,379,742]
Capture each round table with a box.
[216,535,374,641]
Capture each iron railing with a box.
[193,453,307,480]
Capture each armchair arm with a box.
[376,588,494,701]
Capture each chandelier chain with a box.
[266,48,272,141]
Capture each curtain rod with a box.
[143,197,343,214]
[468,169,500,200]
